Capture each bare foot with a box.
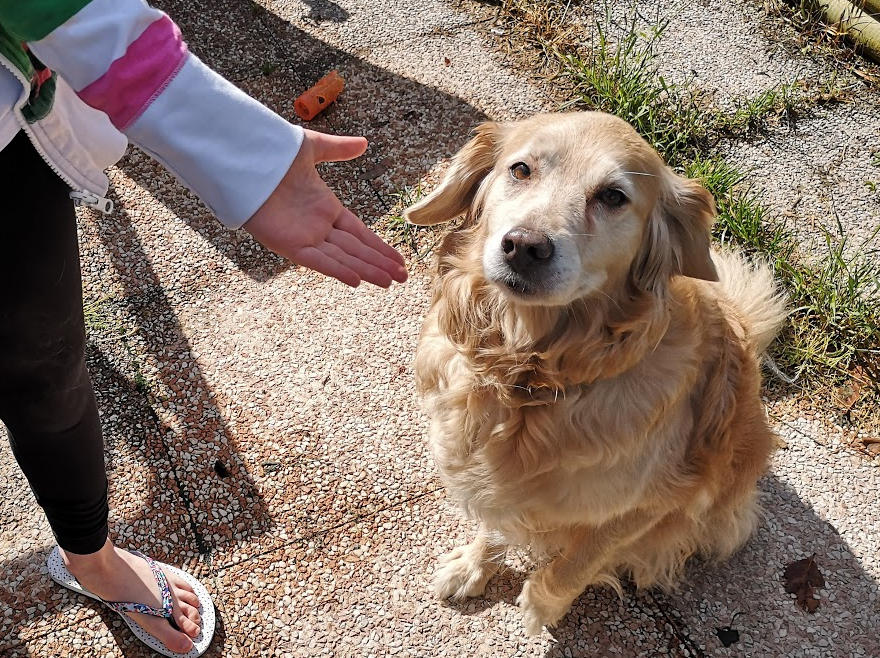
[62,538,201,654]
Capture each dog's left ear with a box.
[404,122,504,225]
[663,174,718,282]
[632,172,718,291]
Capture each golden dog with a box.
[405,112,787,635]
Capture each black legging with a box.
[0,131,109,555]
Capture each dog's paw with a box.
[516,580,570,637]
[432,546,497,601]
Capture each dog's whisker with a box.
[595,289,623,313]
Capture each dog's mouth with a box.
[483,244,570,303]
[490,266,586,307]
[498,273,540,297]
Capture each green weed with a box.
[386,181,426,244]
[556,16,707,162]
[782,223,880,381]
[686,156,880,381]
[83,296,113,334]
[555,11,801,164]
[385,181,452,262]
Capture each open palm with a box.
[243,129,407,288]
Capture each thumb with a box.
[307,130,369,163]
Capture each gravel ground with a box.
[721,98,880,257]
[1,1,878,656]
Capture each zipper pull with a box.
[70,191,114,214]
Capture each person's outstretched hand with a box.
[243,129,408,288]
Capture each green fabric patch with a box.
[21,72,56,123]
[0,21,57,124]
[0,0,90,41]
[0,22,32,78]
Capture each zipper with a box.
[0,51,114,214]
[70,190,114,214]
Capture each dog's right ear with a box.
[404,122,503,225]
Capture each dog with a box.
[404,112,787,636]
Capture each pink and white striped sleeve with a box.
[28,0,304,228]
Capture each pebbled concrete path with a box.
[1,1,877,656]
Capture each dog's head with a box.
[405,112,717,307]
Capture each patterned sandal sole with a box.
[47,546,216,657]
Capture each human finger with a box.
[318,241,393,288]
[327,228,407,282]
[292,245,362,287]
[335,210,408,271]
[307,131,369,164]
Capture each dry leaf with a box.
[213,459,231,478]
[716,626,740,647]
[783,554,825,613]
[715,611,742,647]
[853,68,880,83]
[835,366,865,411]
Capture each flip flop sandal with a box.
[47,546,216,657]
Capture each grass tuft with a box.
[83,296,113,334]
[686,156,880,381]
[555,10,802,164]
[382,181,448,262]
[685,157,790,259]
[556,16,707,162]
[780,225,880,381]
[386,181,426,245]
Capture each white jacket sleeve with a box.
[124,54,304,228]
[25,0,303,228]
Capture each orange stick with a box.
[294,70,345,120]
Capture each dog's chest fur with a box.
[416,308,704,541]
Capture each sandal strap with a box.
[102,550,174,619]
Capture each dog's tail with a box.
[711,249,788,355]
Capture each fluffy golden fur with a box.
[405,112,787,636]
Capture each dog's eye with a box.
[510,162,531,180]
[598,188,627,207]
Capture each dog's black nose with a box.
[501,229,554,273]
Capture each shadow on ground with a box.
[0,0,485,654]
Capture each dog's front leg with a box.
[432,525,506,600]
[517,512,655,636]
